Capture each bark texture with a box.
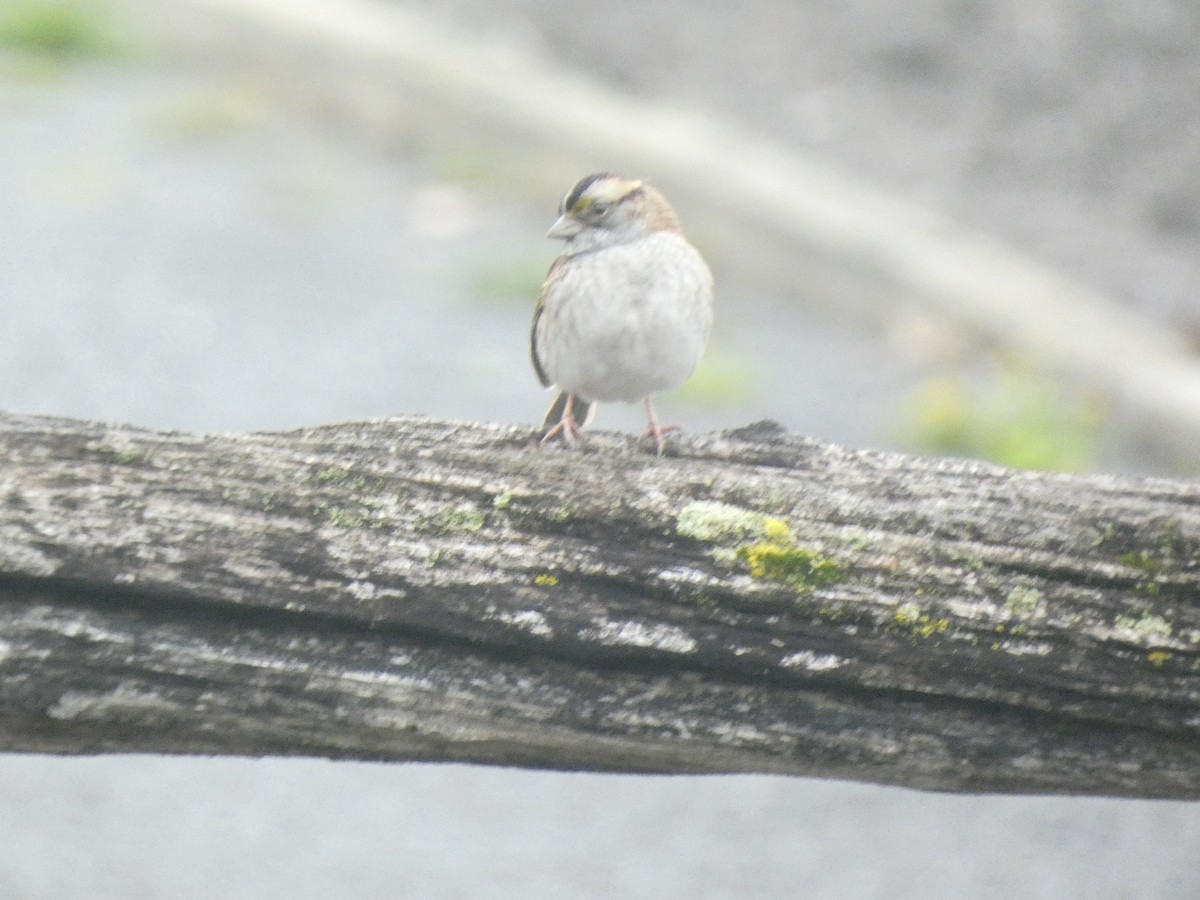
[0,411,1197,798]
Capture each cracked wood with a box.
[0,412,1197,797]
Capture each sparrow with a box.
[530,173,714,454]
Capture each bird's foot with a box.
[540,393,585,447]
[640,398,680,455]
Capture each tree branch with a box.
[0,411,1197,797]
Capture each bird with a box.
[530,173,714,454]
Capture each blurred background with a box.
[1,0,1198,897]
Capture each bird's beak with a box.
[546,214,582,240]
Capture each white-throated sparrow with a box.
[531,173,714,454]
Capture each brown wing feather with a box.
[531,256,569,388]
[530,302,550,387]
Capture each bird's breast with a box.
[536,234,713,403]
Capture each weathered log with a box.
[0,411,1196,798]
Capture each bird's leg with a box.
[540,392,585,446]
[640,397,680,455]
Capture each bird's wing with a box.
[530,255,569,388]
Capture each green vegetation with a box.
[468,256,549,305]
[674,346,763,406]
[900,363,1103,472]
[145,83,270,139]
[0,0,120,58]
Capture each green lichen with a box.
[95,446,145,466]
[315,465,351,484]
[953,552,985,571]
[1114,612,1172,643]
[1156,518,1198,561]
[677,501,840,592]
[736,543,840,589]
[492,491,513,510]
[311,465,383,496]
[894,601,951,638]
[1005,585,1044,617]
[548,502,577,523]
[1146,650,1172,668]
[311,493,394,530]
[676,501,780,543]
[534,573,558,586]
[762,518,792,542]
[435,505,486,533]
[1116,552,1163,574]
[324,506,366,529]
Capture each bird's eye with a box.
[589,201,611,218]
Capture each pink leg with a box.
[540,393,585,446]
[640,397,680,455]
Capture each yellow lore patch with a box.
[570,176,642,211]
